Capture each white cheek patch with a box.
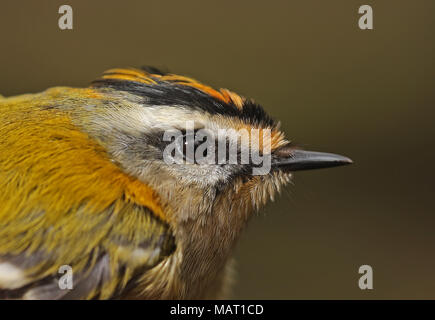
[0,262,29,289]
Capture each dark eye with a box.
[172,130,238,165]
[175,131,203,163]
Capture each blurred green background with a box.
[1,0,434,299]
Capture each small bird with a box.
[0,67,352,299]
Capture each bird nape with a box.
[0,67,352,299]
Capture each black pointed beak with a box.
[272,146,353,171]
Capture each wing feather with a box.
[0,203,175,299]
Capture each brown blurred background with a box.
[1,0,434,299]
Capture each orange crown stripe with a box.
[98,68,245,108]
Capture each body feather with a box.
[0,91,175,299]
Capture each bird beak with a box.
[271,145,353,171]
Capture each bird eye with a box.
[175,131,203,164]
[171,130,236,165]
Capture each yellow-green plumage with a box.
[0,88,174,299]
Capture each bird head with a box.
[83,67,352,224]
